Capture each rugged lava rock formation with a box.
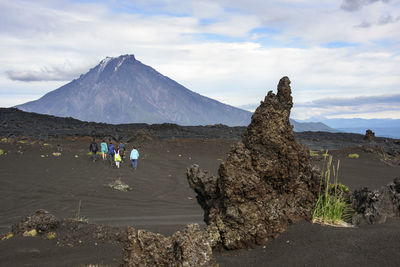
[364,129,376,141]
[121,224,216,267]
[9,210,215,266]
[187,77,320,249]
[10,210,125,246]
[12,210,59,235]
[352,177,400,225]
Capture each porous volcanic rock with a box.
[107,178,133,192]
[352,177,400,225]
[187,77,320,249]
[121,223,216,267]
[364,129,376,141]
[10,210,125,246]
[12,209,60,235]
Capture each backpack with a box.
[114,151,122,162]
[90,142,98,152]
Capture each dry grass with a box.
[312,217,354,228]
[1,232,13,240]
[73,200,88,222]
[46,232,56,240]
[23,229,37,237]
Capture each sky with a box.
[0,0,399,120]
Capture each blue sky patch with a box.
[198,18,221,26]
[250,27,280,35]
[185,33,245,43]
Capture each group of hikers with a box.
[89,138,139,169]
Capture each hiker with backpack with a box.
[118,141,126,162]
[100,140,108,161]
[108,142,115,166]
[89,138,99,162]
[114,146,122,168]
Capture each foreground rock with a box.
[9,210,215,266]
[121,223,216,267]
[187,77,320,249]
[10,210,125,247]
[12,209,59,235]
[352,177,400,225]
[107,178,133,192]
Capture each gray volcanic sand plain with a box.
[0,138,400,266]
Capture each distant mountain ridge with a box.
[320,118,400,138]
[16,55,251,126]
[16,54,335,132]
[290,120,337,133]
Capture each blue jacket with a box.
[108,144,115,155]
[130,149,139,160]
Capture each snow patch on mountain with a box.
[98,57,113,72]
[115,57,127,72]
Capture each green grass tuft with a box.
[339,184,349,193]
[313,152,354,226]
[0,149,4,156]
[310,150,319,157]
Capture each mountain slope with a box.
[16,55,252,126]
[16,54,337,132]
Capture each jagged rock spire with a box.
[187,76,320,249]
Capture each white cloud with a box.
[6,60,89,82]
[0,0,398,122]
[292,94,400,119]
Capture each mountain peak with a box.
[97,54,136,73]
[16,54,252,126]
[100,54,135,62]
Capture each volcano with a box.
[16,54,252,126]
